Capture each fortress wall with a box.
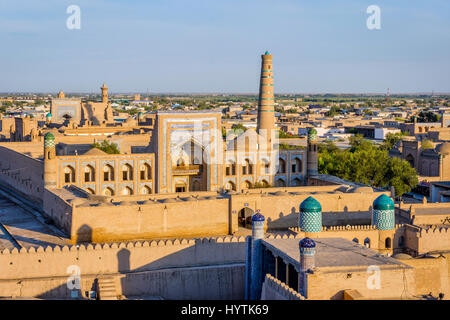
[43,189,73,235]
[412,213,450,225]
[110,191,220,202]
[231,191,388,229]
[72,198,230,242]
[290,225,406,251]
[417,227,450,254]
[0,142,43,158]
[0,236,247,281]
[0,145,44,203]
[307,266,416,300]
[400,257,449,298]
[261,274,304,300]
[120,264,245,300]
[0,264,245,300]
[243,185,342,194]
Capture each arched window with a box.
[385,237,392,249]
[140,163,152,180]
[226,161,236,176]
[122,186,133,195]
[364,238,371,248]
[398,236,405,247]
[192,180,201,191]
[122,164,133,181]
[278,158,286,174]
[352,238,359,244]
[141,185,152,194]
[103,187,114,196]
[84,165,95,183]
[275,178,286,187]
[243,180,252,189]
[242,159,252,175]
[177,158,185,167]
[295,158,302,173]
[262,160,270,174]
[103,165,114,182]
[64,166,75,183]
[225,181,236,191]
[292,178,302,186]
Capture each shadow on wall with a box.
[34,236,246,300]
[117,240,246,300]
[76,224,92,244]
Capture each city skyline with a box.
[0,0,449,93]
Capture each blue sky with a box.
[0,0,449,93]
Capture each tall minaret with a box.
[44,132,57,189]
[257,51,275,148]
[101,83,108,103]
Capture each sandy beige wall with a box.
[0,264,245,300]
[43,189,73,234]
[307,266,416,300]
[0,146,43,203]
[231,191,388,229]
[72,198,230,242]
[0,237,246,280]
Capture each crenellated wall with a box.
[0,145,44,204]
[260,274,304,300]
[0,236,247,299]
[230,190,388,230]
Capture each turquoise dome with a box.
[44,132,55,141]
[300,196,322,212]
[373,194,394,210]
[372,194,395,231]
[46,113,52,118]
[264,51,270,55]
[299,197,322,233]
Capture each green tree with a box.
[318,136,418,197]
[421,139,434,150]
[91,141,120,154]
[382,132,408,151]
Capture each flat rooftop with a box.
[0,192,70,250]
[413,207,450,215]
[262,237,410,270]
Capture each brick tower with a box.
[101,83,108,103]
[257,51,275,151]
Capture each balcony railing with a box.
[173,164,202,175]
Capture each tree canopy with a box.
[91,141,120,154]
[409,111,440,123]
[381,132,408,151]
[318,135,418,197]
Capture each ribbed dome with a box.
[299,237,316,248]
[252,212,265,222]
[83,148,107,156]
[300,196,322,212]
[392,253,412,260]
[436,142,450,155]
[44,132,55,140]
[351,186,374,193]
[373,194,394,210]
